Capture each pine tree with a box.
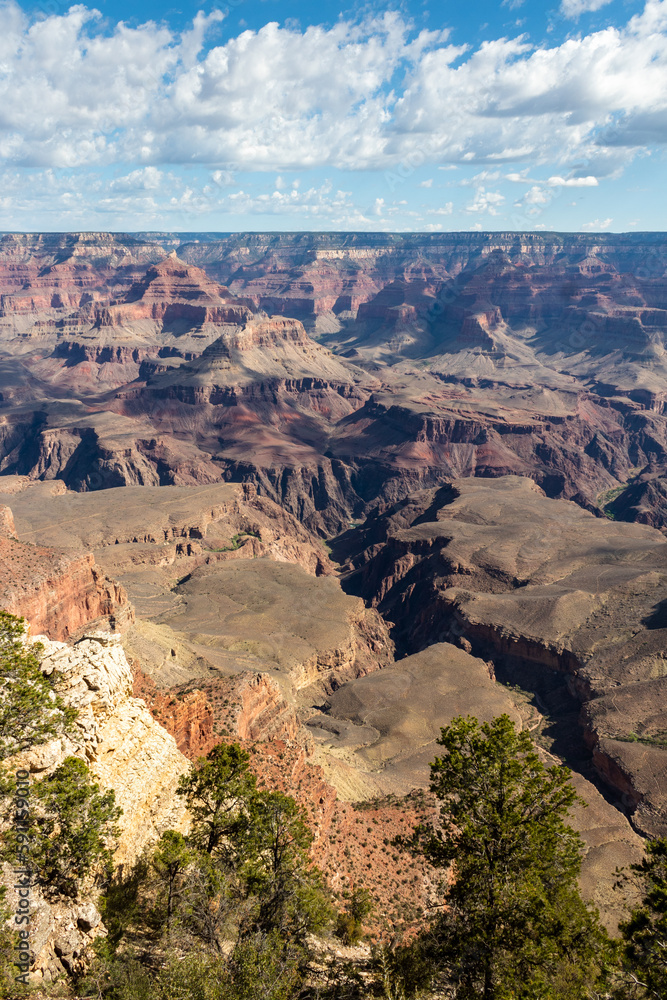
[150,830,193,932]
[410,714,609,1000]
[620,837,667,998]
[30,756,122,898]
[0,610,77,760]
[176,743,257,857]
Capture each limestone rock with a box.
[0,505,15,537]
[6,630,190,980]
[26,631,190,863]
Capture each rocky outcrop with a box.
[0,528,132,640]
[22,631,190,862]
[0,505,15,537]
[6,630,190,980]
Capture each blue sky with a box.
[1,0,665,231]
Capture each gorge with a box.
[2,229,667,976]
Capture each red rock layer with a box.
[0,533,132,640]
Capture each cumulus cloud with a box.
[466,187,505,215]
[110,167,164,191]
[561,0,613,18]
[581,217,613,229]
[0,0,666,178]
[547,175,599,186]
[0,0,667,226]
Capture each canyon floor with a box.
[3,231,667,937]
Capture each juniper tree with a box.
[29,756,122,898]
[176,744,332,953]
[150,829,193,933]
[176,743,257,857]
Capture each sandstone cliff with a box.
[0,499,132,640]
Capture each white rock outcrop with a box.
[6,630,191,980]
[27,630,190,863]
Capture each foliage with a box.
[149,829,193,932]
[92,743,335,998]
[335,887,373,945]
[175,744,333,949]
[0,609,77,761]
[99,856,151,950]
[239,790,333,943]
[176,743,257,856]
[28,756,122,897]
[619,837,667,998]
[0,886,26,999]
[407,714,610,1000]
[83,942,306,1000]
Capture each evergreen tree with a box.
[409,714,609,1000]
[240,790,333,943]
[30,756,122,898]
[150,829,193,933]
[176,743,257,856]
[620,837,667,998]
[335,887,373,946]
[0,609,77,760]
[176,743,332,953]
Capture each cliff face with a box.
[24,632,190,863]
[0,502,132,640]
[7,629,190,981]
[3,232,667,532]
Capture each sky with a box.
[1,0,667,231]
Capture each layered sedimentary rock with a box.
[0,492,131,640]
[340,476,667,836]
[2,231,667,531]
[0,479,331,578]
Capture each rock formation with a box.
[0,490,132,640]
[2,231,667,950]
[7,629,189,980]
[339,476,667,837]
[2,231,667,531]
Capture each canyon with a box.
[2,230,667,965]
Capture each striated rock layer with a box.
[0,496,132,640]
[2,231,667,532]
[339,475,667,836]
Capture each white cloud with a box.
[561,0,613,18]
[547,175,599,186]
[0,0,665,178]
[466,187,505,215]
[581,217,613,229]
[460,170,502,187]
[0,1,666,226]
[420,178,433,187]
[523,185,551,204]
[110,167,164,191]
